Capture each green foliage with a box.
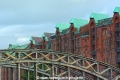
[21,71,34,80]
[21,64,50,80]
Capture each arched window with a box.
[102,29,108,36]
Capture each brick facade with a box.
[51,11,120,69]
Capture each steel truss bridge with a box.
[0,49,120,80]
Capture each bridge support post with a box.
[34,53,37,80]
[16,52,20,80]
[67,57,70,80]
[51,54,54,80]
[34,63,37,80]
[16,63,20,80]
[27,63,30,80]
[93,64,99,80]
[51,64,54,80]
[41,63,44,80]
[11,68,14,80]
[109,69,113,80]
[27,70,29,80]
[82,60,85,80]
[96,63,99,80]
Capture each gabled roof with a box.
[42,32,54,41]
[55,23,70,32]
[97,17,112,27]
[70,18,88,31]
[114,6,120,15]
[8,44,29,49]
[30,36,43,45]
[90,13,110,23]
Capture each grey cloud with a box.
[0,0,119,25]
[0,0,120,49]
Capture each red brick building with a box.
[51,6,120,69]
[3,6,120,80]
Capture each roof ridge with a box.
[70,18,88,21]
[114,6,120,15]
[91,12,109,15]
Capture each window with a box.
[86,46,88,52]
[78,38,79,43]
[54,44,55,49]
[92,45,95,50]
[104,49,108,54]
[104,58,108,63]
[117,42,120,47]
[105,39,109,46]
[93,55,96,59]
[103,29,107,36]
[92,27,95,32]
[92,37,95,41]
[106,30,108,35]
[116,22,119,28]
[118,53,120,59]
[116,32,120,37]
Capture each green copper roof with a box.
[8,44,29,49]
[90,13,110,23]
[30,37,37,44]
[42,33,45,37]
[114,6,120,15]
[70,18,88,31]
[45,37,48,41]
[55,23,70,32]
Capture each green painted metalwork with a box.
[90,13,110,23]
[8,44,30,57]
[8,44,29,49]
[55,23,70,32]
[0,49,120,80]
[114,6,120,15]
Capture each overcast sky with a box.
[0,0,120,49]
